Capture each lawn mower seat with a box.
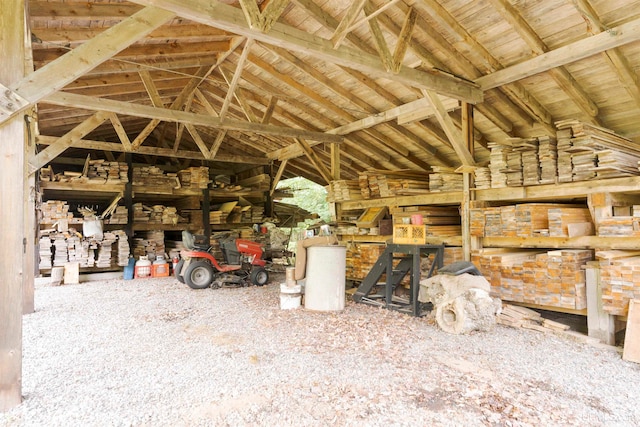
[182,230,210,251]
[438,260,482,276]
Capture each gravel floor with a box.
[1,275,640,427]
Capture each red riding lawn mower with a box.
[175,230,269,289]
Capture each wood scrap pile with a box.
[133,166,180,188]
[146,205,181,225]
[429,167,463,192]
[472,248,592,309]
[597,250,640,316]
[177,166,210,189]
[95,232,117,268]
[38,229,128,270]
[40,200,77,224]
[497,304,570,333]
[556,119,640,182]
[67,234,95,268]
[470,203,593,238]
[132,230,165,261]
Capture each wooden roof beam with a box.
[44,91,343,143]
[486,0,599,122]
[331,0,368,48]
[128,0,482,103]
[476,17,640,90]
[571,0,640,110]
[1,6,175,125]
[35,135,270,165]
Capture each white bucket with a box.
[280,283,302,310]
[304,245,346,311]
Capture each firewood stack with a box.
[497,304,570,333]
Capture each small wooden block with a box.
[623,299,640,363]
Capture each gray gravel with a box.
[1,276,640,426]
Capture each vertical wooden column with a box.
[0,0,26,411]
[202,188,211,238]
[264,164,273,218]
[23,115,36,315]
[124,153,134,241]
[330,143,341,222]
[461,103,475,261]
[585,262,616,345]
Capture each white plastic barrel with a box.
[304,245,346,311]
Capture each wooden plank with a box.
[586,263,616,345]
[1,6,175,125]
[128,0,482,103]
[0,0,26,411]
[623,299,640,363]
[331,0,368,48]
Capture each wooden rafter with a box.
[261,96,278,124]
[107,112,132,151]
[219,38,255,119]
[270,159,288,196]
[295,138,333,184]
[128,0,482,104]
[1,6,175,125]
[240,0,289,32]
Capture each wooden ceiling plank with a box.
[476,17,640,90]
[486,0,599,121]
[29,111,110,172]
[331,0,368,48]
[36,135,269,165]
[107,113,133,152]
[295,138,333,184]
[45,91,343,143]
[127,0,482,103]
[423,90,474,166]
[270,159,288,196]
[2,6,175,125]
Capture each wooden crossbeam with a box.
[270,159,288,196]
[45,92,343,143]
[296,137,333,184]
[107,112,132,151]
[332,0,368,48]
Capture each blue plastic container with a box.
[123,257,135,280]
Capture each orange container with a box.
[152,262,169,277]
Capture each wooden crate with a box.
[393,224,426,244]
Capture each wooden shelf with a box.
[482,236,640,250]
[132,223,194,231]
[340,191,463,210]
[338,234,462,246]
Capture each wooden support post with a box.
[23,114,35,315]
[264,164,273,218]
[461,102,475,261]
[330,143,342,223]
[202,188,211,238]
[1,0,26,411]
[124,153,134,240]
[585,261,616,345]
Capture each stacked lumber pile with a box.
[506,150,523,187]
[488,143,510,188]
[356,170,431,199]
[597,217,640,237]
[105,206,128,225]
[497,304,570,333]
[165,239,186,261]
[470,203,593,238]
[86,160,129,184]
[473,167,491,189]
[251,206,265,223]
[538,136,558,184]
[132,230,165,260]
[556,119,640,182]
[133,203,150,223]
[67,235,94,268]
[346,243,386,280]
[132,166,180,188]
[390,206,461,237]
[597,250,640,316]
[40,200,76,224]
[235,173,270,191]
[39,236,53,269]
[486,136,558,188]
[52,234,69,267]
[113,230,130,267]
[209,211,229,224]
[177,166,210,189]
[95,232,116,268]
[429,167,462,192]
[473,249,592,309]
[327,180,361,202]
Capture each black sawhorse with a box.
[352,243,445,316]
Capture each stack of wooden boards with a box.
[132,230,165,261]
[470,203,593,238]
[133,166,180,189]
[40,200,80,225]
[497,304,571,333]
[596,250,640,316]
[38,230,129,270]
[104,206,128,225]
[177,167,210,189]
[472,249,592,310]
[428,167,463,192]
[326,180,360,202]
[478,120,640,189]
[39,160,129,184]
